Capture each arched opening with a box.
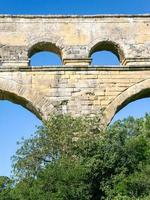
[0,90,43,177]
[0,89,42,120]
[104,79,150,125]
[28,42,62,66]
[111,88,150,122]
[91,50,120,65]
[112,98,150,123]
[90,41,125,66]
[0,100,42,177]
[30,51,62,66]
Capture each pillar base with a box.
[122,58,150,67]
[1,61,29,68]
[63,58,91,66]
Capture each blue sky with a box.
[0,0,150,15]
[0,0,150,177]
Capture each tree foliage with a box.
[1,114,150,199]
[0,176,12,199]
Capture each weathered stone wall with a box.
[0,15,150,67]
[0,15,150,125]
[0,67,150,125]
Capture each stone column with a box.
[1,46,29,68]
[63,45,91,66]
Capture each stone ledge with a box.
[0,65,150,72]
[0,14,150,18]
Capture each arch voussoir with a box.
[0,77,51,120]
[103,79,150,126]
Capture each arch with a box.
[30,51,62,66]
[27,36,64,52]
[103,79,150,125]
[0,77,51,120]
[88,39,125,65]
[91,50,120,65]
[0,89,42,119]
[28,41,62,63]
[27,36,65,66]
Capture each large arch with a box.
[0,77,50,120]
[103,79,150,126]
[88,39,126,65]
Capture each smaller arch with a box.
[30,51,62,66]
[28,41,62,58]
[28,41,63,66]
[89,40,125,65]
[103,79,150,125]
[91,50,120,66]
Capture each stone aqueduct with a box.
[0,14,150,125]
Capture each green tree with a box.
[101,115,150,199]
[0,176,13,199]
[9,114,150,199]
[12,114,101,200]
